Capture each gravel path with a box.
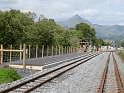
[31,52,109,93]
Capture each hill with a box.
[57,15,124,40]
[93,24,124,40]
[57,14,92,28]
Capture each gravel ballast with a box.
[31,52,109,93]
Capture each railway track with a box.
[0,52,101,93]
[97,52,124,93]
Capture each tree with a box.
[0,9,99,50]
[0,10,33,47]
[75,23,96,45]
[95,39,106,47]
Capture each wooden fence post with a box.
[23,44,26,69]
[72,47,73,53]
[71,47,73,53]
[77,47,78,53]
[36,44,38,58]
[62,46,63,55]
[65,47,66,54]
[66,47,67,54]
[52,45,53,56]
[59,46,60,55]
[70,46,71,54]
[20,44,22,60]
[47,46,49,56]
[1,44,3,64]
[68,47,69,54]
[70,47,71,54]
[67,47,68,54]
[42,45,44,58]
[29,45,30,59]
[10,44,12,64]
[69,47,70,54]
[56,46,57,55]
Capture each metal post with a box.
[42,45,44,58]
[1,44,3,64]
[20,44,22,60]
[23,44,26,69]
[29,45,30,59]
[10,44,12,64]
[36,44,38,58]
[52,45,53,56]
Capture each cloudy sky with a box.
[0,0,124,25]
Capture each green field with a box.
[0,67,20,84]
[118,50,124,61]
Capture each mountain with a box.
[57,14,92,28]
[93,24,124,40]
[57,15,124,40]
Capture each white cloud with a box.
[113,0,121,5]
[83,9,99,16]
[116,12,124,15]
[1,0,124,24]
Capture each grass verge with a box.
[0,67,20,84]
[118,50,124,62]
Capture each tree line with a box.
[0,9,106,49]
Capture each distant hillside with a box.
[57,15,124,40]
[93,24,124,40]
[57,14,92,28]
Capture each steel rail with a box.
[0,52,101,93]
[97,52,111,93]
[22,53,100,93]
[112,52,124,93]
[97,52,124,93]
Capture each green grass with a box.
[0,67,20,84]
[118,50,124,61]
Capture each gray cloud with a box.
[1,0,124,25]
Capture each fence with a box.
[0,44,79,68]
[0,44,26,68]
